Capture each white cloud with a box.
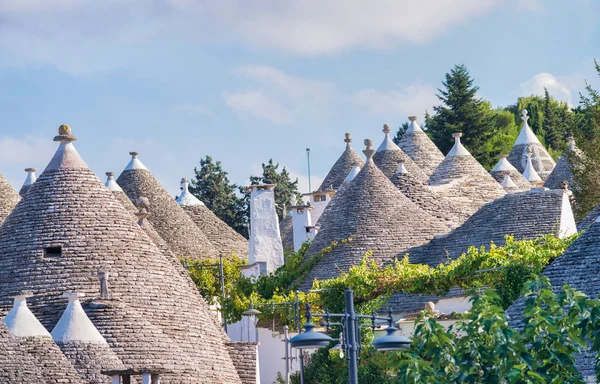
[0,0,501,73]
[223,91,294,125]
[0,135,55,164]
[349,83,438,121]
[171,103,214,116]
[519,73,574,105]
[223,65,334,125]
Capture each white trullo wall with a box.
[248,185,284,273]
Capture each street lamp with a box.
[242,304,261,342]
[289,288,411,384]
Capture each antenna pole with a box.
[306,148,312,193]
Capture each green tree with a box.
[392,122,410,145]
[248,159,301,221]
[189,155,248,238]
[426,64,498,167]
[571,59,600,219]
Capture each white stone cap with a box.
[523,155,542,182]
[46,125,89,171]
[22,168,37,187]
[104,172,124,192]
[500,174,517,189]
[247,183,277,191]
[343,166,361,183]
[124,151,148,171]
[176,178,204,206]
[447,133,471,157]
[514,110,543,146]
[51,293,107,344]
[406,116,423,134]
[376,124,401,152]
[3,292,51,338]
[395,161,408,175]
[492,155,518,172]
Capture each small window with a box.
[43,246,62,258]
[319,195,327,202]
[305,227,311,233]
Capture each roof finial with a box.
[25,168,36,173]
[408,116,417,122]
[382,124,391,135]
[124,151,148,171]
[447,132,470,157]
[53,124,77,142]
[344,133,352,144]
[363,139,375,159]
[98,268,110,299]
[22,168,37,187]
[134,196,150,226]
[498,154,508,159]
[396,160,408,175]
[521,109,529,122]
[105,171,114,178]
[567,133,575,151]
[130,151,139,158]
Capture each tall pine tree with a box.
[426,64,497,167]
[189,156,249,238]
[392,122,410,145]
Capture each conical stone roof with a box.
[0,321,48,383]
[3,293,83,384]
[398,116,445,177]
[390,161,470,229]
[300,139,449,289]
[500,174,521,194]
[507,110,556,180]
[406,189,576,266]
[428,133,505,216]
[279,212,294,253]
[177,178,249,259]
[489,155,531,191]
[19,168,37,197]
[505,216,600,378]
[373,124,428,181]
[0,125,243,383]
[317,133,364,192]
[0,172,20,225]
[117,152,218,260]
[544,135,580,190]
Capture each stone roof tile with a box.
[398,116,445,177]
[373,124,429,181]
[317,133,364,192]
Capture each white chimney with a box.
[288,204,315,251]
[248,184,284,273]
[304,191,334,224]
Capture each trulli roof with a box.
[428,133,505,216]
[300,139,449,289]
[0,126,243,383]
[397,116,445,177]
[317,133,364,192]
[0,172,20,225]
[373,124,428,181]
[507,110,556,180]
[19,168,37,197]
[406,189,576,266]
[117,152,218,260]
[544,136,580,190]
[489,155,531,191]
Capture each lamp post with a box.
[306,148,312,193]
[242,291,306,383]
[289,288,411,384]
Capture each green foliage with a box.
[426,64,499,168]
[392,276,600,383]
[571,59,600,220]
[392,121,410,145]
[189,155,249,237]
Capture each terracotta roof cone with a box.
[177,177,249,259]
[390,160,471,229]
[299,138,449,289]
[317,133,364,192]
[0,125,245,383]
[117,152,219,260]
[407,188,577,266]
[523,154,543,184]
[373,124,429,181]
[490,155,531,191]
[507,110,556,180]
[19,168,37,197]
[544,134,581,190]
[51,293,125,383]
[428,132,506,216]
[0,171,20,225]
[2,292,84,384]
[398,116,445,176]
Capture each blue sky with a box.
[0,0,598,196]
